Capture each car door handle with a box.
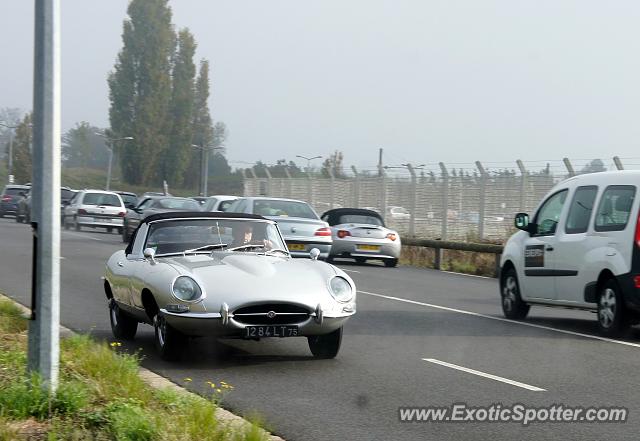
[545,246,554,251]
[117,261,124,267]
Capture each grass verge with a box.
[400,245,499,277]
[0,297,269,441]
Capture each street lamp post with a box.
[192,143,224,197]
[97,134,133,190]
[0,122,18,183]
[295,154,322,175]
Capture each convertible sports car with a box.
[321,208,401,267]
[104,212,356,361]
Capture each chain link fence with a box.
[241,157,630,241]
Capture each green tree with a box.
[321,150,345,178]
[580,159,606,174]
[163,29,197,186]
[108,0,175,185]
[11,114,32,184]
[62,122,109,169]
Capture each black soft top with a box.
[142,211,266,224]
[321,208,384,226]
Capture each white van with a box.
[500,171,640,337]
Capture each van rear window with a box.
[594,185,636,232]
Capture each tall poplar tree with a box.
[108,0,175,185]
[11,114,32,184]
[163,29,196,186]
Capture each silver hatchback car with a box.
[63,190,126,234]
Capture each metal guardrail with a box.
[402,237,504,278]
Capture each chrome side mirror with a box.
[309,248,320,261]
[143,247,156,265]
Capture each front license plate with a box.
[288,243,306,251]
[357,244,381,251]
[245,325,299,338]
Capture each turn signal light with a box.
[337,230,351,238]
[315,227,332,237]
[387,233,397,241]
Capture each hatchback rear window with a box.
[254,200,318,219]
[82,193,122,207]
[338,215,383,226]
[3,188,26,196]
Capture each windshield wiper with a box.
[227,244,268,252]
[262,248,289,256]
[183,243,228,254]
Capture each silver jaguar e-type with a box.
[103,212,356,361]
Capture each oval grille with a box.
[233,303,310,325]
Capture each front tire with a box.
[154,313,187,361]
[355,257,366,264]
[597,278,629,337]
[109,298,138,340]
[308,327,342,359]
[500,267,530,320]
[384,258,398,268]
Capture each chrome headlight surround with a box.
[328,276,353,303]
[171,276,204,302]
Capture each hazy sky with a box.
[2,1,640,172]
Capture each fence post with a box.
[406,164,417,237]
[379,164,387,223]
[563,158,575,177]
[240,169,248,196]
[307,168,313,207]
[516,159,527,212]
[438,163,449,240]
[476,161,488,240]
[328,167,335,209]
[263,167,272,197]
[613,156,624,171]
[283,166,293,198]
[351,166,360,207]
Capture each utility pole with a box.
[192,143,223,197]
[28,0,61,392]
[97,134,134,191]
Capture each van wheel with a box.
[109,299,138,340]
[500,268,530,319]
[154,313,187,361]
[597,279,629,337]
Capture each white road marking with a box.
[358,290,640,349]
[440,270,493,280]
[63,231,104,242]
[422,358,546,392]
[341,269,360,274]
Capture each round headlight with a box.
[329,277,353,302]
[172,276,202,302]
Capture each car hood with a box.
[160,253,341,310]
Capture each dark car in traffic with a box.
[121,196,201,242]
[0,184,30,218]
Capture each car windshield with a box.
[338,214,383,226]
[145,218,287,256]
[156,198,201,210]
[253,199,318,219]
[83,193,121,207]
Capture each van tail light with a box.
[337,230,351,238]
[315,227,332,237]
[386,233,397,241]
[635,212,640,248]
[118,211,126,217]
[78,208,88,215]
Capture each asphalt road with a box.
[1,216,639,440]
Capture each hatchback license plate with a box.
[357,244,381,251]
[245,325,299,338]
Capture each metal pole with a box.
[439,162,448,240]
[351,166,359,207]
[28,0,61,392]
[8,130,14,179]
[328,167,335,210]
[406,164,417,237]
[283,166,292,198]
[264,166,272,197]
[203,147,209,197]
[476,161,487,240]
[516,160,527,212]
[613,156,624,171]
[200,146,206,196]
[106,147,113,191]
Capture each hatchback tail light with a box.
[386,233,397,241]
[78,208,88,215]
[118,211,126,217]
[315,227,332,237]
[337,230,351,238]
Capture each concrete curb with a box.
[0,293,285,441]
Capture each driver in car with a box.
[229,223,273,250]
